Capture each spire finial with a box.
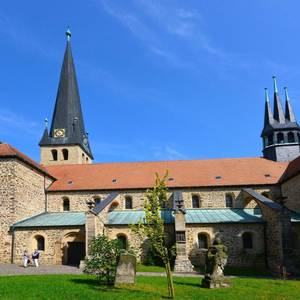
[284,86,290,101]
[65,28,71,41]
[264,88,270,102]
[272,75,278,93]
[44,118,48,129]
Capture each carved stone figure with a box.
[202,237,230,288]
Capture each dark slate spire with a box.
[284,87,296,123]
[39,30,93,158]
[272,76,285,124]
[263,88,274,126]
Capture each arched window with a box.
[86,157,89,163]
[117,235,127,250]
[277,132,284,144]
[94,197,101,205]
[82,153,85,164]
[288,132,295,143]
[198,233,209,249]
[242,232,253,249]
[125,196,133,209]
[225,194,233,208]
[63,198,70,211]
[35,235,45,251]
[192,195,200,208]
[267,135,273,146]
[62,149,69,160]
[109,202,118,212]
[51,149,58,161]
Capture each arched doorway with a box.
[61,231,85,266]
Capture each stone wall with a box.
[40,145,92,166]
[186,223,266,267]
[13,227,85,265]
[282,173,300,213]
[0,158,52,263]
[47,185,279,213]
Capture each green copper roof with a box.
[107,209,266,225]
[185,208,264,224]
[107,210,174,225]
[13,212,85,228]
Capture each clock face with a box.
[53,128,65,138]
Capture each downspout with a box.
[10,226,15,264]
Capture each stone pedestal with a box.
[174,258,194,272]
[202,275,230,289]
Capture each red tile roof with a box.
[0,143,55,179]
[45,157,288,191]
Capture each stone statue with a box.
[202,237,230,288]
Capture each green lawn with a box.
[0,275,299,300]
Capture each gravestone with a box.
[201,237,230,288]
[115,253,136,285]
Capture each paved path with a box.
[0,264,202,277]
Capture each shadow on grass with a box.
[173,280,200,288]
[71,278,123,293]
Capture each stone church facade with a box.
[1,31,300,273]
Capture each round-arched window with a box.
[198,233,209,249]
[117,235,127,250]
[35,235,45,251]
[242,232,253,249]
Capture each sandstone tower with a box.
[261,76,300,161]
[39,29,93,165]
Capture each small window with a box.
[288,132,295,143]
[277,132,284,144]
[35,235,45,251]
[192,195,200,208]
[51,149,58,161]
[117,235,127,250]
[94,197,101,205]
[86,157,89,163]
[198,233,208,249]
[62,149,69,160]
[225,194,233,208]
[63,198,70,211]
[176,231,186,242]
[125,196,133,209]
[242,232,253,249]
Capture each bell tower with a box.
[261,76,300,162]
[39,29,93,165]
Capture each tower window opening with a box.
[62,149,69,160]
[63,197,70,211]
[288,132,295,143]
[192,195,200,208]
[225,193,233,208]
[267,135,273,146]
[51,149,58,161]
[125,196,133,209]
[277,132,284,144]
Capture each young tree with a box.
[132,172,176,298]
[84,235,121,285]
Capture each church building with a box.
[1,31,300,273]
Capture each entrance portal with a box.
[67,242,85,266]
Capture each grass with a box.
[0,275,300,300]
[137,263,271,276]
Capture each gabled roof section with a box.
[0,143,55,179]
[45,157,288,191]
[92,192,119,214]
[39,31,93,158]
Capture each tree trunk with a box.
[165,261,175,299]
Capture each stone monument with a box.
[202,237,230,288]
[114,252,136,285]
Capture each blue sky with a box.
[1,0,300,163]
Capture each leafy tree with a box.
[132,172,176,298]
[84,235,122,285]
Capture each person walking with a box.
[32,249,40,267]
[23,250,29,267]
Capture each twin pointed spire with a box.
[264,76,297,126]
